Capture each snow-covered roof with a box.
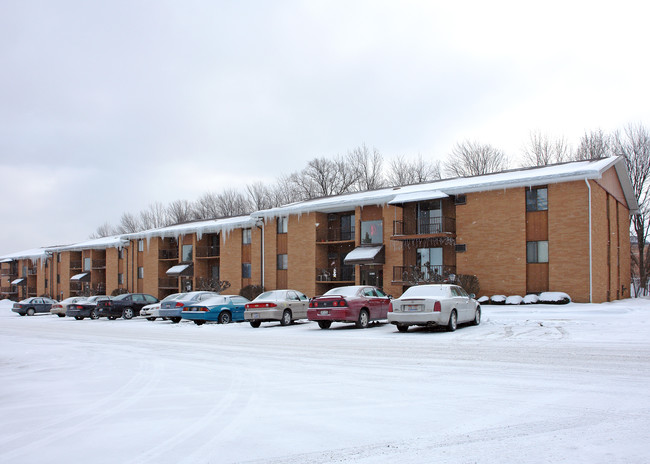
[55,235,129,252]
[70,273,90,282]
[344,246,385,265]
[255,156,638,217]
[388,190,448,205]
[0,247,54,262]
[123,216,256,242]
[166,264,192,276]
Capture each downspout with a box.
[585,179,592,303]
[256,220,265,288]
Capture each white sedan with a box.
[388,284,480,332]
[140,293,186,321]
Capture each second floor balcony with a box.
[159,277,179,289]
[392,217,455,238]
[196,245,220,258]
[159,249,179,260]
[316,228,355,243]
[92,259,106,269]
[70,260,82,271]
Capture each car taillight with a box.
[332,299,348,307]
[248,303,276,308]
[434,301,442,312]
[198,307,209,312]
[388,302,393,312]
[175,302,184,307]
[309,301,314,308]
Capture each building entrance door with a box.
[360,266,383,288]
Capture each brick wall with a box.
[288,213,318,298]
[221,229,243,295]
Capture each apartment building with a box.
[0,156,638,304]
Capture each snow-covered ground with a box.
[1,298,649,464]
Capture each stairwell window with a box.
[277,254,288,270]
[527,241,549,263]
[526,187,548,212]
[242,263,252,278]
[242,228,252,244]
[277,217,288,234]
[137,267,144,279]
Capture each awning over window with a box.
[388,190,448,205]
[11,278,25,285]
[70,273,90,282]
[344,246,385,265]
[166,263,194,277]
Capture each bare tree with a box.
[574,129,613,160]
[139,202,170,229]
[166,200,197,225]
[613,123,650,295]
[213,188,252,217]
[194,192,222,219]
[90,222,117,238]
[115,212,141,234]
[522,131,572,166]
[444,140,508,177]
[348,144,385,191]
[246,182,274,211]
[386,154,441,186]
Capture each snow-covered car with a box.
[50,297,87,317]
[140,292,186,321]
[307,286,391,329]
[12,297,58,316]
[181,295,250,325]
[159,291,220,323]
[388,284,480,332]
[66,295,112,320]
[244,289,309,328]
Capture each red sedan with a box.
[308,285,391,329]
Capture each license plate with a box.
[253,313,259,319]
[404,304,423,311]
[319,310,329,316]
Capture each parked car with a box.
[12,297,58,316]
[66,295,112,320]
[97,293,158,320]
[159,291,220,323]
[307,286,391,329]
[387,284,480,332]
[140,293,186,321]
[181,295,250,325]
[50,297,87,317]
[244,289,309,328]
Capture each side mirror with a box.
[470,293,475,299]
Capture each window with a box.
[455,195,466,205]
[242,228,252,244]
[57,274,60,284]
[242,263,252,278]
[138,240,144,252]
[340,214,355,241]
[361,220,383,244]
[118,273,124,285]
[211,265,220,280]
[527,241,549,263]
[118,248,124,259]
[137,267,144,279]
[44,279,48,288]
[455,244,467,253]
[417,200,442,234]
[277,254,288,270]
[277,217,288,234]
[182,245,193,262]
[144,295,157,304]
[526,187,548,212]
[417,247,443,278]
[84,258,91,271]
[133,294,145,302]
[57,253,61,263]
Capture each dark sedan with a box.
[12,297,58,316]
[97,293,158,320]
[307,286,391,329]
[66,295,112,320]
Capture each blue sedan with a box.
[181,295,250,325]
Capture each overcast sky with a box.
[1,0,649,256]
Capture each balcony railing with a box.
[159,277,179,289]
[159,249,179,260]
[316,228,355,243]
[27,287,37,296]
[196,245,220,258]
[1,287,17,294]
[315,266,355,282]
[70,261,82,270]
[393,217,455,236]
[70,282,82,292]
[27,268,38,276]
[92,259,106,269]
[393,265,457,284]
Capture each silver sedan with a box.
[244,289,309,328]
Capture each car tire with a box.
[397,324,409,333]
[147,317,156,321]
[194,320,205,326]
[218,312,231,324]
[90,310,99,320]
[356,309,369,329]
[472,307,481,326]
[447,310,458,332]
[250,321,261,328]
[318,320,332,329]
[122,308,134,320]
[27,308,35,316]
[57,313,65,318]
[280,310,292,326]
[74,316,84,320]
[108,316,117,320]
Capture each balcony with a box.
[92,259,106,269]
[392,217,456,238]
[159,277,179,289]
[159,249,179,260]
[316,228,355,243]
[1,287,17,294]
[27,287,37,296]
[315,266,355,283]
[27,268,38,276]
[196,245,220,259]
[70,282,82,292]
[392,265,457,284]
[70,261,82,271]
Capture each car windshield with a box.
[324,287,359,297]
[113,293,130,301]
[254,291,283,301]
[401,285,448,298]
[199,296,228,306]
[162,293,187,302]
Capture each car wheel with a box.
[472,307,481,326]
[356,309,369,329]
[27,308,35,316]
[90,310,99,320]
[218,312,231,324]
[447,310,458,332]
[397,324,409,333]
[194,320,205,326]
[108,316,117,320]
[280,310,292,326]
[147,317,156,321]
[250,321,261,328]
[74,316,84,320]
[122,308,134,320]
[170,317,181,323]
[57,313,65,318]
[318,320,332,329]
